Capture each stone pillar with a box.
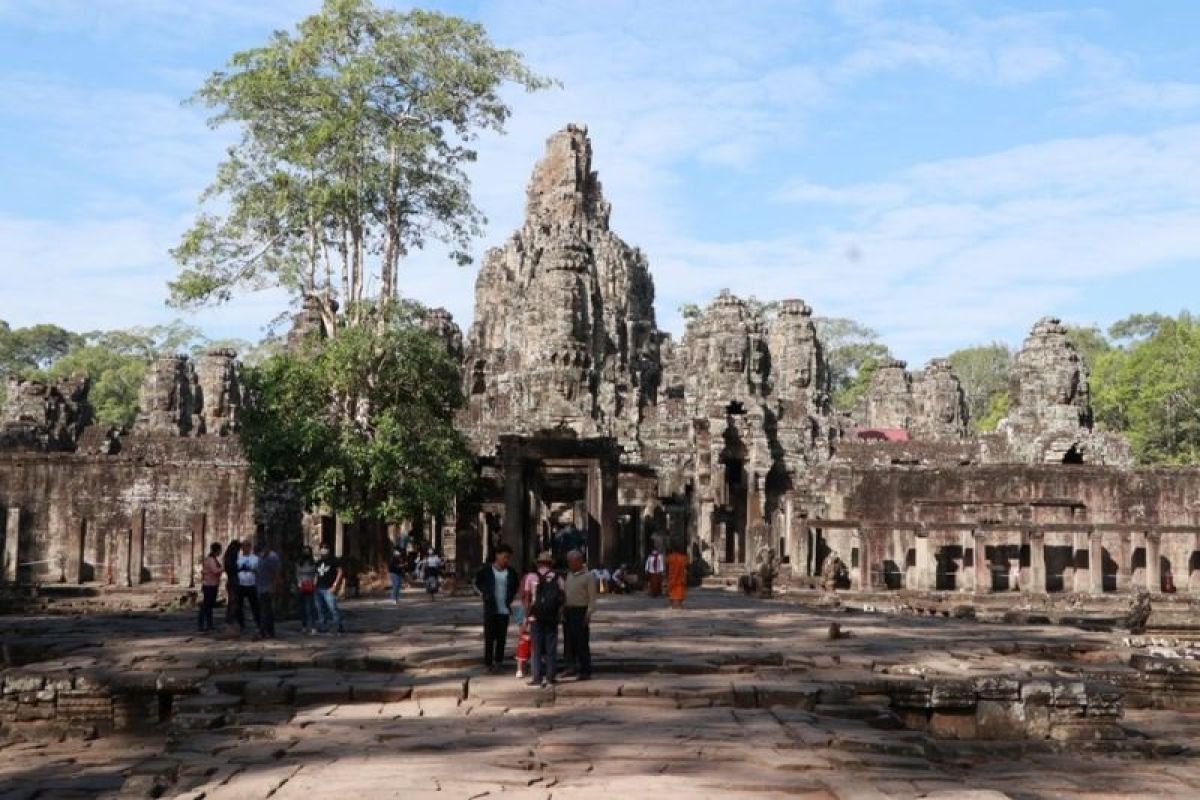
[1087,529,1104,594]
[1145,530,1161,593]
[131,509,146,585]
[782,498,794,566]
[698,500,714,564]
[116,527,132,587]
[1115,532,1132,592]
[915,531,933,591]
[1071,529,1088,593]
[600,460,619,569]
[857,530,871,589]
[713,521,726,576]
[185,513,206,587]
[1028,530,1046,594]
[2,507,19,584]
[502,459,529,571]
[70,518,87,584]
[972,529,989,593]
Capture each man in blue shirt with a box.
[474,544,519,673]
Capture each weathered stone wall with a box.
[0,440,255,585]
[809,463,1200,592]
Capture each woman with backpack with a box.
[522,550,565,688]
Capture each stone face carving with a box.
[136,352,243,437]
[195,349,241,437]
[461,124,659,459]
[767,299,827,414]
[424,308,463,364]
[0,376,92,450]
[858,359,913,431]
[997,317,1131,465]
[854,357,969,442]
[136,355,198,436]
[911,358,969,441]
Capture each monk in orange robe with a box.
[666,547,689,608]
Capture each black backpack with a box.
[532,571,564,623]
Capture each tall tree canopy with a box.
[1092,312,1200,465]
[946,343,1011,432]
[240,304,473,522]
[169,0,552,332]
[814,317,892,413]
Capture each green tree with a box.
[0,321,82,376]
[946,342,1011,432]
[169,0,552,331]
[38,322,207,429]
[240,303,473,522]
[1108,312,1173,343]
[1092,313,1200,464]
[1064,324,1111,372]
[814,317,892,412]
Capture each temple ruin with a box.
[0,123,1195,604]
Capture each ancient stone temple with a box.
[448,123,1200,600]
[995,317,1131,465]
[460,124,659,461]
[1,122,1197,605]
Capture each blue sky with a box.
[2,0,1199,363]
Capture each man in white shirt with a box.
[233,539,262,635]
[645,549,665,598]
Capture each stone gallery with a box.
[1,124,1198,600]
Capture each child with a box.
[512,603,532,679]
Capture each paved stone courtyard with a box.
[3,588,1200,799]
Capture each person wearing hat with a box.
[522,550,565,687]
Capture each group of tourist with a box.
[474,545,598,687]
[196,539,346,638]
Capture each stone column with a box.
[1087,528,1104,594]
[1145,530,1161,593]
[1115,532,1132,592]
[959,529,973,592]
[131,509,146,585]
[713,521,726,576]
[502,459,528,571]
[915,531,933,591]
[972,529,989,593]
[116,527,132,587]
[185,514,206,587]
[1071,529,1088,593]
[70,518,87,584]
[1028,530,1047,594]
[698,500,714,564]
[857,530,871,589]
[783,498,794,567]
[600,461,619,569]
[2,507,19,584]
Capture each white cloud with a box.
[2,0,1199,366]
